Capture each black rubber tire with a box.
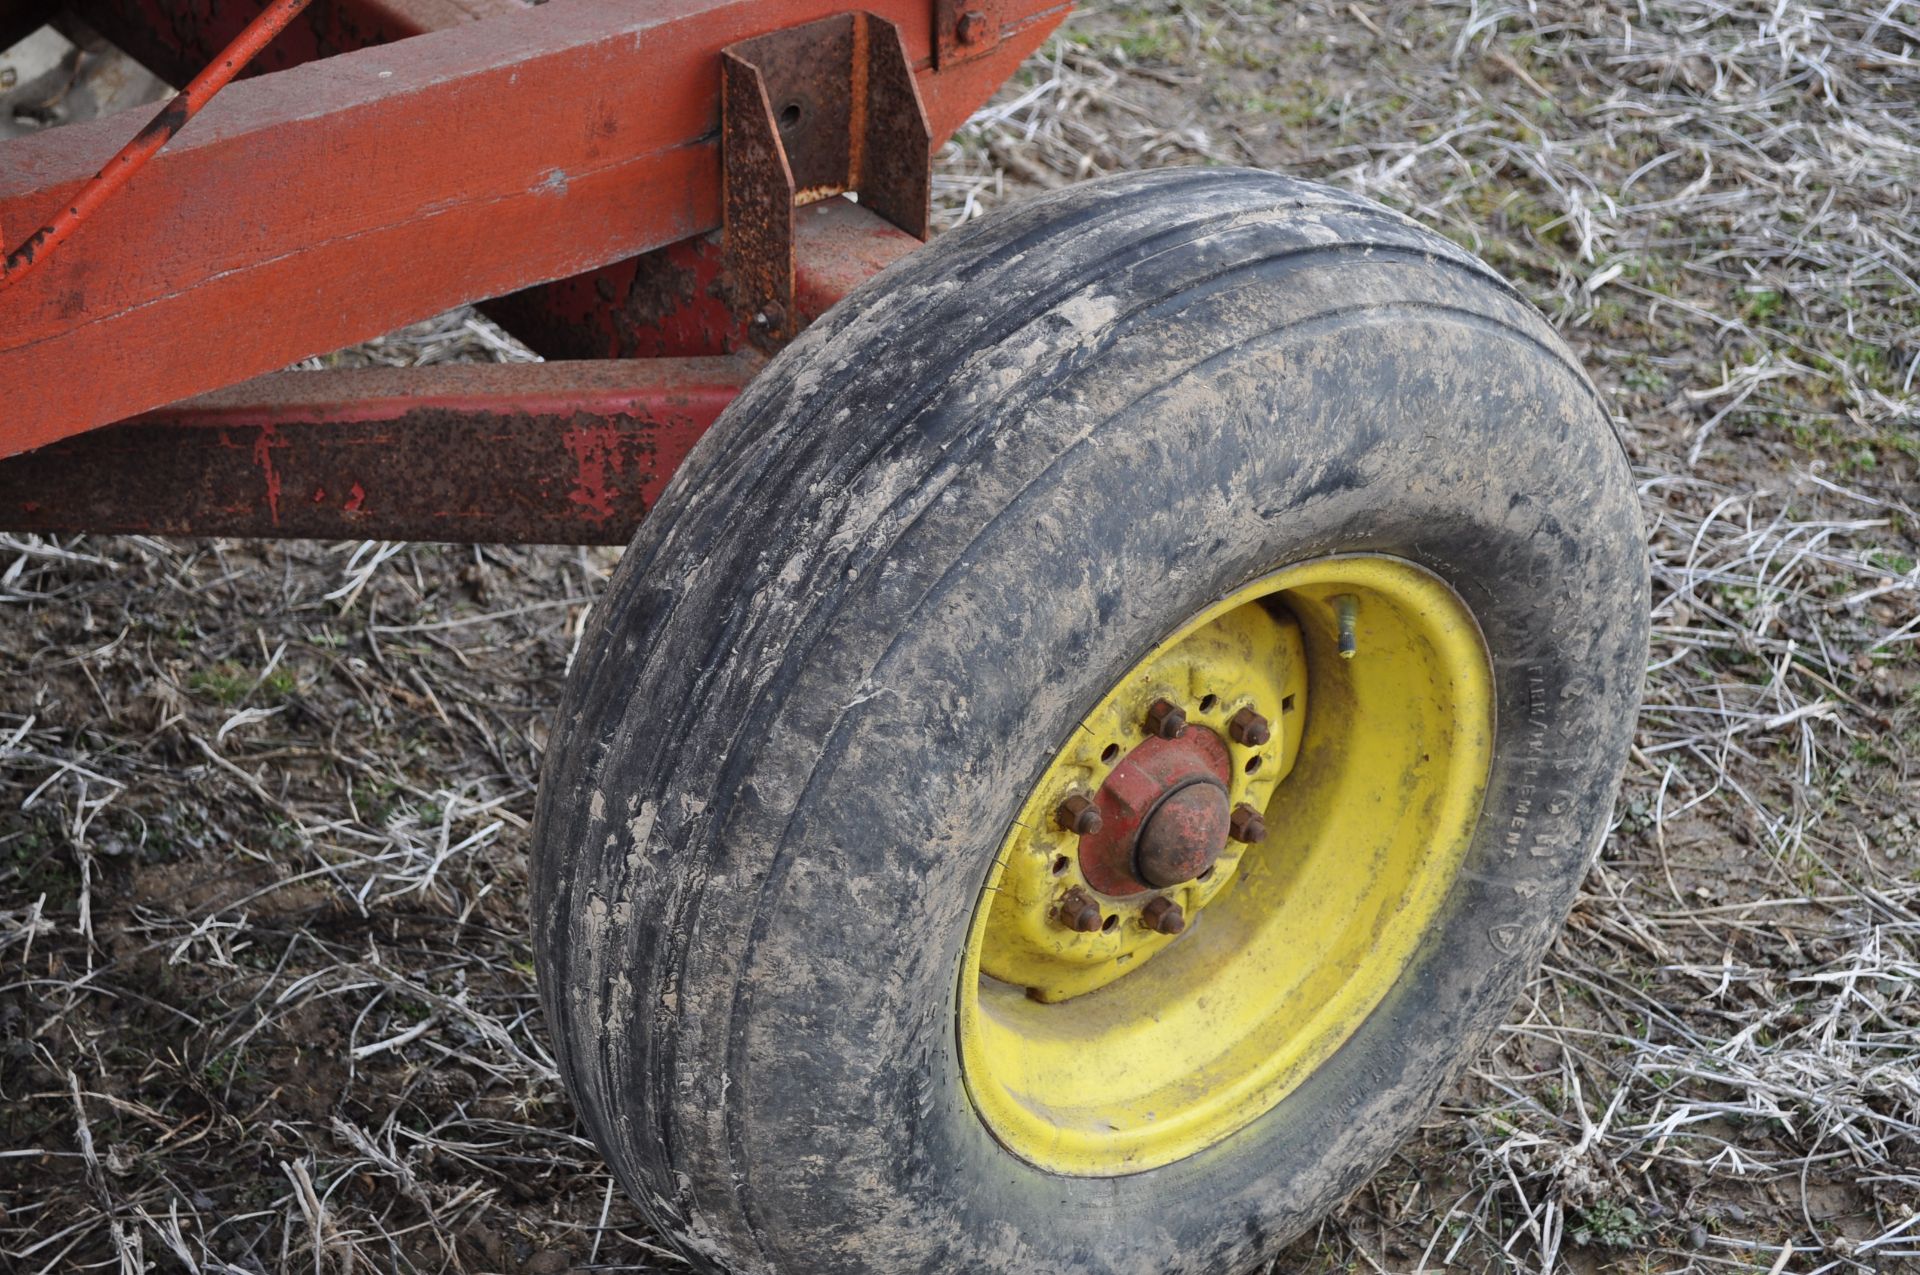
[530,167,1647,1275]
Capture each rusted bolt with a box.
[1228,706,1271,747]
[1141,896,1186,935]
[1143,697,1187,740]
[1228,802,1267,845]
[755,301,787,331]
[1055,886,1103,933]
[956,9,990,45]
[1053,793,1103,836]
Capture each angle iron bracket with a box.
[722,11,932,349]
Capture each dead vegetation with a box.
[3,1,1917,1272]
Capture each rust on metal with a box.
[485,234,738,361]
[721,11,931,349]
[1053,793,1103,836]
[1227,706,1272,746]
[721,35,801,345]
[0,359,752,543]
[1140,896,1186,936]
[1076,727,1233,897]
[1228,803,1268,845]
[486,197,922,361]
[0,199,914,545]
[1143,696,1188,740]
[1133,781,1231,889]
[934,0,1006,67]
[858,12,933,240]
[1054,886,1103,934]
[0,0,1069,457]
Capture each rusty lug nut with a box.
[1055,886,1103,933]
[1053,794,1103,836]
[1141,896,1186,936]
[1143,697,1187,740]
[956,8,990,45]
[1228,803,1267,844]
[1228,706,1271,747]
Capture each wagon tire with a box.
[530,167,1647,1275]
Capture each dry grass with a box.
[4,2,1918,1272]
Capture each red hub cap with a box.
[1076,726,1233,896]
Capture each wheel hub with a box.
[958,556,1497,1177]
[1076,727,1236,894]
[973,601,1307,1004]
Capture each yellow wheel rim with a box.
[957,555,1495,1176]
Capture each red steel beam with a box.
[484,196,933,361]
[0,358,750,543]
[0,198,922,542]
[0,0,1069,459]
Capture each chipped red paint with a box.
[0,359,755,543]
[561,422,630,521]
[0,0,1071,456]
[0,197,915,544]
[251,426,286,523]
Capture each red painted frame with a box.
[0,0,1071,540]
[0,199,924,542]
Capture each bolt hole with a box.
[1050,855,1069,876]
[1100,742,1120,763]
[778,100,803,131]
[1281,693,1296,713]
[1245,755,1262,774]
[1100,913,1118,933]
[1198,693,1217,713]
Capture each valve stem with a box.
[1334,594,1358,660]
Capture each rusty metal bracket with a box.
[934,0,1007,67]
[721,12,931,347]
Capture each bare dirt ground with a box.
[4,2,1918,1272]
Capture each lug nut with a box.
[1141,896,1186,935]
[1056,886,1103,933]
[1228,706,1271,747]
[1053,794,1103,836]
[1228,803,1266,844]
[1143,697,1187,740]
